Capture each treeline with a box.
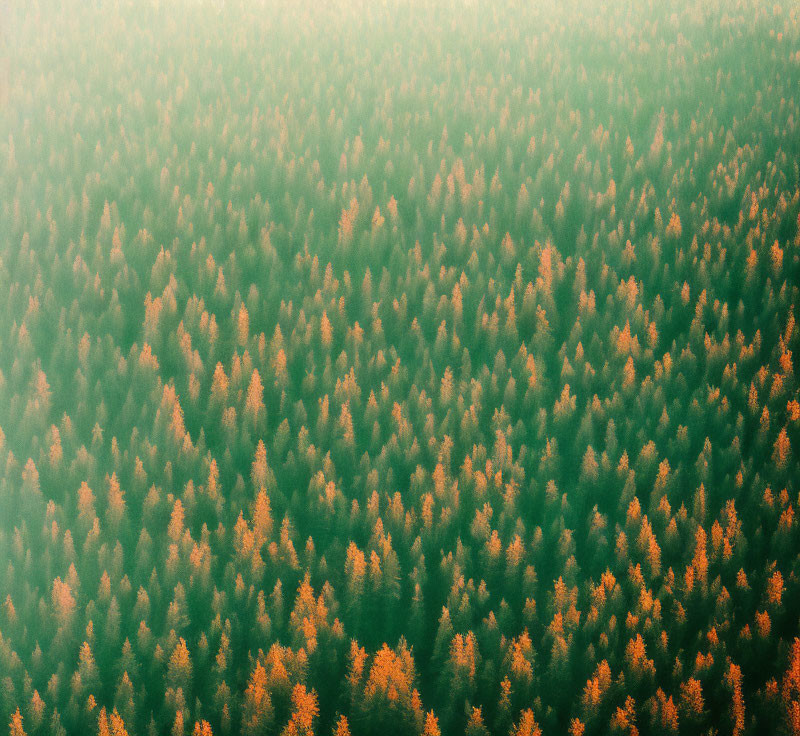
[1,0,800,734]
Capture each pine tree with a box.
[168,638,193,693]
[9,708,27,736]
[241,662,273,736]
[245,369,266,430]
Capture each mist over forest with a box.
[2,0,800,734]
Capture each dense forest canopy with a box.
[2,0,800,734]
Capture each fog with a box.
[1,0,799,734]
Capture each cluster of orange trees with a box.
[2,0,800,734]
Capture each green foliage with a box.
[1,0,800,734]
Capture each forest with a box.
[2,0,800,734]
